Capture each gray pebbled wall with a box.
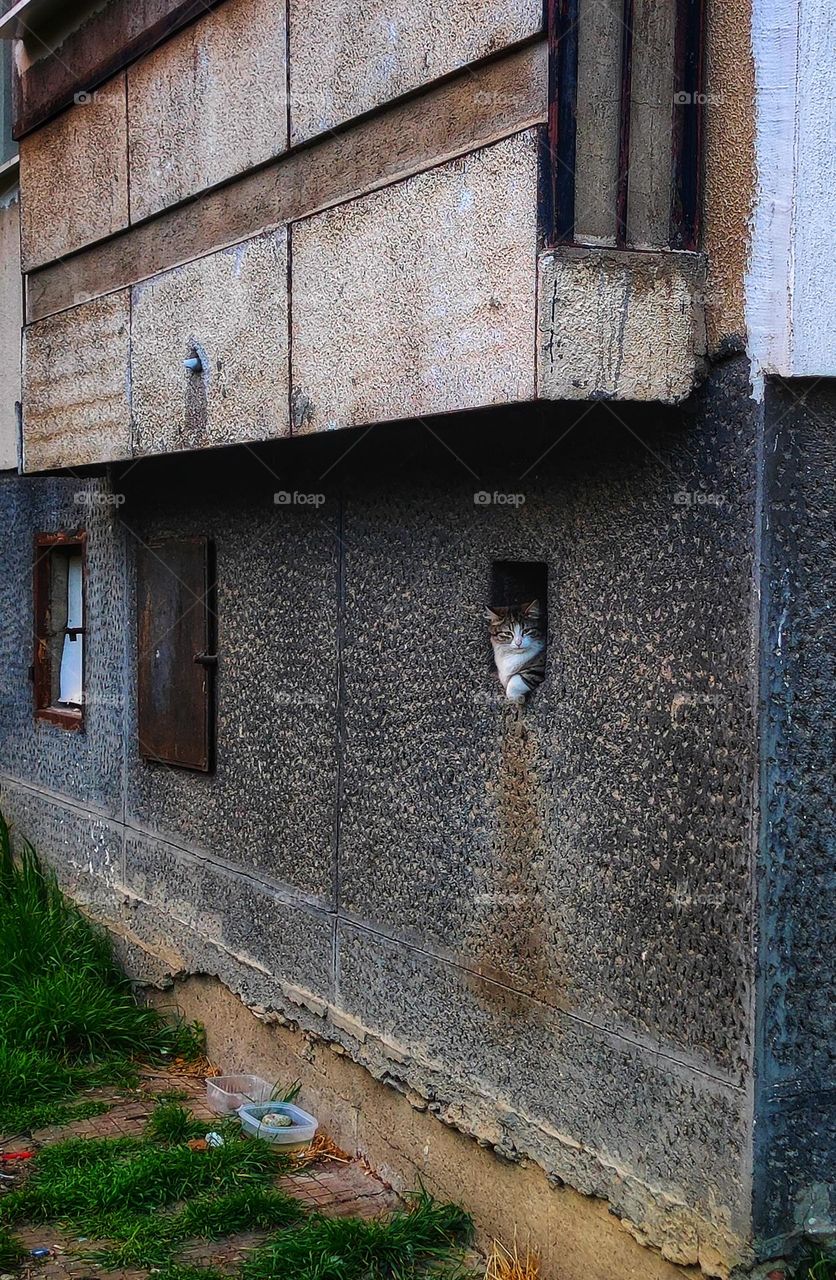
[0,356,797,1274]
[753,379,836,1255]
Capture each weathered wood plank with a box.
[26,39,547,323]
[627,0,676,248]
[573,0,621,246]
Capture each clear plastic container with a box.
[237,1101,318,1148]
[205,1075,273,1114]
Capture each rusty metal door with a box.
[136,537,215,771]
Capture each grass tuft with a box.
[0,1226,25,1271]
[243,1188,474,1280]
[145,1100,210,1145]
[0,811,202,1135]
[1,1131,286,1226]
[790,1249,836,1280]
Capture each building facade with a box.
[0,1,832,1276]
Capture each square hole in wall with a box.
[490,560,548,618]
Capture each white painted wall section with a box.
[747,0,836,391]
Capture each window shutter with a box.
[136,537,215,771]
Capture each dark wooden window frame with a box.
[541,0,706,251]
[33,530,87,731]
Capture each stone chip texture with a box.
[537,247,706,403]
[289,0,542,143]
[19,75,129,271]
[0,360,801,1276]
[127,0,288,222]
[131,231,289,456]
[22,291,132,471]
[292,130,538,432]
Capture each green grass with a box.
[243,1190,474,1280]
[0,811,473,1280]
[0,811,201,1136]
[790,1249,836,1280]
[1,1131,284,1224]
[88,1190,304,1269]
[145,1100,211,1145]
[0,1226,25,1271]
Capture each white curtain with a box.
[58,553,83,705]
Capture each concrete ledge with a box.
[537,247,707,404]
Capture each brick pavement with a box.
[0,1070,400,1280]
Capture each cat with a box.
[486,599,546,702]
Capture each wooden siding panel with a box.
[136,537,214,772]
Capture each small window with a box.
[33,532,87,729]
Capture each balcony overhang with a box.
[0,0,58,40]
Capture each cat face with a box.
[485,600,544,650]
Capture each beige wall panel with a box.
[289,0,542,144]
[128,0,287,223]
[574,0,621,246]
[19,75,128,272]
[23,292,131,472]
[0,193,21,471]
[292,131,538,434]
[537,247,705,403]
[702,0,755,350]
[131,231,289,457]
[626,0,675,248]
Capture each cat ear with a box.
[521,599,541,617]
[484,607,503,622]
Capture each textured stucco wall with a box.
[131,231,289,456]
[537,248,706,402]
[746,0,836,384]
[702,0,755,354]
[22,291,132,472]
[0,186,21,472]
[0,363,764,1276]
[288,0,542,144]
[754,378,836,1255]
[292,131,539,432]
[127,0,288,222]
[18,75,129,272]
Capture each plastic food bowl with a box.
[205,1075,273,1114]
[237,1101,318,1149]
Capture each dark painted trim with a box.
[541,0,579,245]
[615,0,634,249]
[669,0,706,251]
